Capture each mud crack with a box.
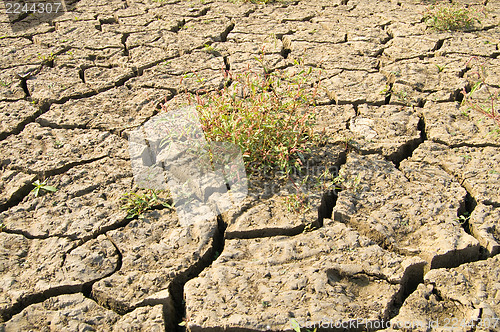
[170,215,225,332]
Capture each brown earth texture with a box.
[1,0,500,331]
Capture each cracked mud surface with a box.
[0,0,499,331]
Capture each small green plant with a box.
[460,107,470,117]
[290,318,317,332]
[261,300,271,308]
[31,180,57,197]
[461,57,500,129]
[423,4,482,31]
[455,212,470,225]
[284,173,316,214]
[0,222,5,232]
[314,167,335,192]
[380,84,391,99]
[202,43,221,56]
[390,70,401,77]
[302,222,317,233]
[53,140,64,149]
[333,170,361,192]
[202,43,219,56]
[435,64,447,73]
[0,80,11,87]
[341,136,360,152]
[394,89,410,105]
[37,52,56,65]
[186,56,321,177]
[121,189,173,219]
[285,192,311,214]
[460,154,472,161]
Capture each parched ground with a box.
[0,0,499,331]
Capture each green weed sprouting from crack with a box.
[302,222,318,233]
[202,43,220,56]
[380,83,393,99]
[380,83,391,99]
[285,166,361,215]
[120,189,173,219]
[460,57,500,130]
[423,3,484,31]
[31,180,57,197]
[37,52,56,66]
[455,213,471,225]
[285,191,311,214]
[332,169,361,192]
[170,53,324,217]
[314,167,335,192]
[186,55,322,178]
[285,167,331,215]
[392,89,411,106]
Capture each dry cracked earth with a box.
[0,0,500,331]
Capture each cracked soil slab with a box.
[0,294,166,331]
[390,256,500,332]
[334,153,479,270]
[38,86,166,133]
[0,123,128,174]
[92,209,217,314]
[0,157,133,239]
[408,141,500,206]
[185,220,425,331]
[0,234,118,322]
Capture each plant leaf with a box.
[41,185,57,192]
[290,318,301,332]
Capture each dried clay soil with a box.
[0,0,500,331]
